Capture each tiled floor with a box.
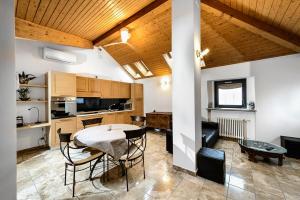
[17,132,300,200]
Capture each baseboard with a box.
[173,165,197,176]
[219,136,239,142]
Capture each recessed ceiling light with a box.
[134,61,153,77]
[123,64,141,79]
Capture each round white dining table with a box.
[74,124,140,159]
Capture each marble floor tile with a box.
[229,167,254,192]
[255,192,284,200]
[227,185,255,200]
[17,133,300,200]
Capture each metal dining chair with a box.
[130,115,146,127]
[119,127,147,191]
[57,128,105,197]
[82,117,103,129]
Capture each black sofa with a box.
[202,121,219,148]
[166,121,219,153]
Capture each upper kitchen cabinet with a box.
[76,76,89,92]
[100,79,112,98]
[76,76,101,97]
[111,81,120,98]
[89,78,101,95]
[51,71,76,97]
[111,81,131,99]
[119,82,131,99]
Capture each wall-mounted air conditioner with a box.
[43,47,77,64]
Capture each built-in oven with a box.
[51,97,77,119]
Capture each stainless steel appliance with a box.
[51,97,77,119]
[120,102,132,110]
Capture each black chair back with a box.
[125,127,146,139]
[82,117,103,129]
[57,128,73,164]
[123,127,147,160]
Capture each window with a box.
[214,78,247,108]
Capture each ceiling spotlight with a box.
[196,48,210,58]
[120,28,130,43]
[201,48,210,57]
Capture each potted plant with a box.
[17,88,30,101]
[18,71,36,84]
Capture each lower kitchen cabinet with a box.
[50,117,77,147]
[102,113,116,124]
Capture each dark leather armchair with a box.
[202,121,219,148]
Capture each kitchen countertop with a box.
[76,109,133,117]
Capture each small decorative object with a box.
[28,107,41,124]
[248,101,255,110]
[108,125,112,131]
[17,88,30,101]
[18,71,36,84]
[16,116,24,127]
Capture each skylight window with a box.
[123,64,141,79]
[162,52,172,69]
[134,61,153,77]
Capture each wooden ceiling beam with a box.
[201,0,300,52]
[15,18,93,49]
[92,0,168,46]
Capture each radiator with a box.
[217,117,247,139]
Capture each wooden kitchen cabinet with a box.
[100,79,112,98]
[50,117,77,147]
[115,112,132,124]
[89,78,101,96]
[76,76,89,92]
[134,98,144,116]
[133,83,143,99]
[77,77,102,97]
[51,71,76,97]
[102,113,116,124]
[119,82,131,98]
[111,81,120,98]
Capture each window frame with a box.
[214,78,247,108]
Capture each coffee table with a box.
[238,139,287,166]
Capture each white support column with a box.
[172,0,202,173]
[0,0,16,199]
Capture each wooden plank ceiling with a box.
[15,0,300,79]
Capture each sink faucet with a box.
[108,104,116,111]
[28,107,41,124]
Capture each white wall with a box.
[141,53,300,145]
[136,75,172,113]
[251,54,300,144]
[16,39,132,150]
[0,0,16,198]
[201,63,256,140]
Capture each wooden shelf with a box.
[19,84,48,88]
[17,100,48,103]
[17,122,50,130]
